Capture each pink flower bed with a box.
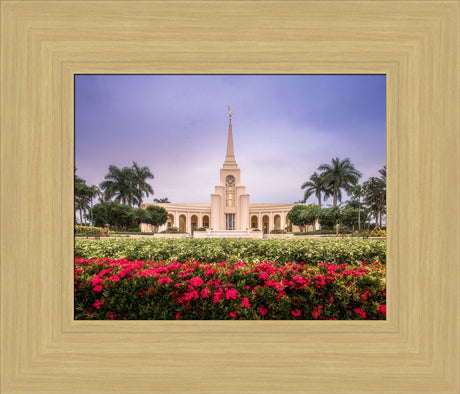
[75,257,386,320]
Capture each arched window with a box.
[262,215,269,234]
[167,214,174,229]
[191,215,198,231]
[202,215,210,228]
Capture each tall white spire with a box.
[223,107,238,169]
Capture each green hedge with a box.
[74,238,386,265]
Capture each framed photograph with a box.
[1,1,458,393]
[74,74,387,322]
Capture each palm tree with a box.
[100,165,138,206]
[379,165,386,183]
[154,197,170,203]
[363,176,386,228]
[301,172,330,207]
[351,184,363,231]
[86,185,101,226]
[74,169,86,224]
[74,168,85,185]
[132,161,154,208]
[75,182,91,225]
[318,157,362,206]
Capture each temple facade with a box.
[141,112,309,235]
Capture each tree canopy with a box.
[145,206,169,231]
[99,163,154,207]
[287,204,321,231]
[318,157,362,206]
[301,172,329,207]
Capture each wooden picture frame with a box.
[1,1,458,392]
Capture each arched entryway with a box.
[191,215,198,232]
[179,215,186,232]
[202,215,209,228]
[274,214,281,230]
[167,214,174,229]
[251,215,258,229]
[262,215,269,234]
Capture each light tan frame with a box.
[1,1,459,393]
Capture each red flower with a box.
[241,297,251,308]
[93,285,103,292]
[201,287,210,298]
[291,310,301,318]
[311,305,323,319]
[93,299,104,309]
[159,276,172,285]
[213,288,223,303]
[189,277,204,287]
[259,305,268,316]
[225,288,239,300]
[378,305,386,316]
[258,272,269,280]
[229,310,237,318]
[91,276,103,286]
[354,308,367,319]
[183,290,199,303]
[361,290,371,300]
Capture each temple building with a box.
[141,111,309,236]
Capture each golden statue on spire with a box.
[227,105,232,119]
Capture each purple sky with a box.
[75,75,386,204]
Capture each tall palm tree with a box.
[132,161,154,208]
[363,176,386,228]
[378,165,386,183]
[351,184,363,231]
[318,157,362,206]
[301,172,330,207]
[86,185,101,225]
[74,169,86,224]
[100,165,138,206]
[75,182,91,225]
[74,168,85,185]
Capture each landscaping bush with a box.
[160,226,182,233]
[74,225,114,236]
[74,257,386,320]
[370,229,386,237]
[270,229,286,234]
[293,230,336,235]
[75,225,105,234]
[75,238,386,265]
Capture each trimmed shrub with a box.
[74,225,114,236]
[74,238,386,265]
